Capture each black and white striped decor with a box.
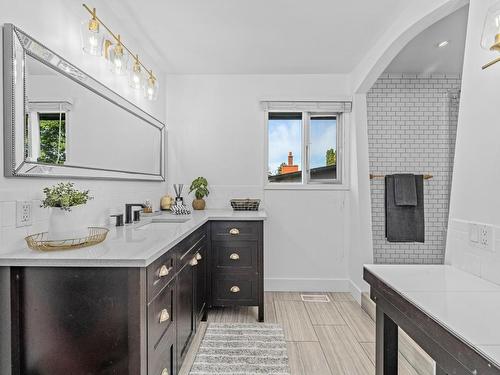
[190,323,290,375]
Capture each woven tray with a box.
[230,199,261,211]
[25,227,109,251]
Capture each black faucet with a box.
[125,203,146,224]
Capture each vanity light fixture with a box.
[81,4,159,100]
[481,1,500,69]
[129,54,143,89]
[80,7,104,56]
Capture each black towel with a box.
[385,174,424,242]
[394,174,417,206]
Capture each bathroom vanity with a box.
[0,210,266,375]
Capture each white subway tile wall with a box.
[367,73,461,264]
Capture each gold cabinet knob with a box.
[158,265,171,278]
[189,257,198,266]
[229,228,240,235]
[229,253,240,260]
[195,252,202,261]
[161,368,169,375]
[159,309,170,323]
[230,286,240,293]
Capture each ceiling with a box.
[385,6,469,75]
[105,0,409,74]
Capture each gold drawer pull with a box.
[230,286,240,293]
[159,309,170,323]
[229,228,240,235]
[158,265,172,278]
[229,253,240,260]
[161,368,169,375]
[195,252,202,261]
[189,257,198,266]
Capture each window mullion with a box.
[303,111,309,185]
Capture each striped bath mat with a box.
[189,323,290,375]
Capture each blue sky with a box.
[268,118,336,175]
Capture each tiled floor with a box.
[180,292,422,374]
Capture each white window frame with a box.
[264,109,350,191]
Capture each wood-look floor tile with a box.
[274,300,318,341]
[304,301,345,325]
[335,301,375,342]
[272,292,303,301]
[329,292,355,302]
[287,342,332,375]
[360,342,420,375]
[264,291,277,323]
[315,325,374,375]
[207,306,257,323]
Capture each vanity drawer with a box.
[213,240,257,271]
[178,225,207,256]
[212,273,259,305]
[147,250,175,302]
[149,323,176,375]
[211,221,261,241]
[148,279,175,350]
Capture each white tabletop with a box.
[364,264,500,367]
[0,209,267,268]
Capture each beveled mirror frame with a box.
[3,23,166,181]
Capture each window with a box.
[25,111,67,165]
[37,112,66,164]
[266,111,344,187]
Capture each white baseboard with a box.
[264,278,350,292]
[349,280,363,304]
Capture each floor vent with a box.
[301,294,330,303]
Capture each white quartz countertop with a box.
[364,264,500,368]
[0,209,267,268]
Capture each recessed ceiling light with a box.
[437,40,450,48]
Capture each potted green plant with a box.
[189,177,209,210]
[41,182,93,239]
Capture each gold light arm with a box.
[482,57,500,70]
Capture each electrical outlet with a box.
[16,201,32,227]
[479,224,494,251]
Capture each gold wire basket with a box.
[25,227,109,252]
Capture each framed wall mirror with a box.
[3,24,165,181]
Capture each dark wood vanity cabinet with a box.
[1,219,263,375]
[210,221,264,322]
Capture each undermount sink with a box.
[152,215,191,224]
[135,216,191,230]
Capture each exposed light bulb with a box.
[144,71,159,101]
[437,40,449,48]
[129,55,143,89]
[80,7,103,56]
[109,35,128,75]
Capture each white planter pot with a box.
[47,205,89,240]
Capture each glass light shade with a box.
[481,2,500,51]
[80,19,104,56]
[109,42,129,75]
[129,59,143,89]
[144,74,159,101]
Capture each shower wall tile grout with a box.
[367,73,461,264]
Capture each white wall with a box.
[0,0,167,251]
[166,74,352,291]
[446,0,500,284]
